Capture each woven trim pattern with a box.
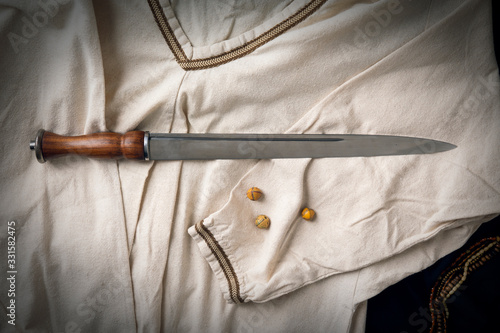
[195,221,244,303]
[147,0,328,70]
[429,236,500,333]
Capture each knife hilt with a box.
[29,129,150,163]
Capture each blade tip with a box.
[439,142,457,152]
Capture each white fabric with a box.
[0,0,499,332]
[169,0,294,47]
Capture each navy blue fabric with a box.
[365,216,500,333]
[493,0,500,66]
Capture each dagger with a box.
[29,129,456,163]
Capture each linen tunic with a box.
[0,0,499,331]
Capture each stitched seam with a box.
[195,221,244,303]
[147,0,328,70]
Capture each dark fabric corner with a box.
[366,215,500,333]
[492,0,500,67]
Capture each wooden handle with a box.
[30,129,147,163]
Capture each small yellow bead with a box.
[301,208,315,221]
[255,215,270,229]
[246,187,263,201]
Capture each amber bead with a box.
[301,208,315,220]
[255,215,270,229]
[246,187,263,201]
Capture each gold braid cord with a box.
[195,221,244,303]
[429,236,500,333]
[147,0,328,70]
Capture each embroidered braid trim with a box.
[195,221,244,303]
[147,0,328,70]
[429,236,500,333]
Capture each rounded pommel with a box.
[30,129,148,163]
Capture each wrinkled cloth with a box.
[0,0,499,332]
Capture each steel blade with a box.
[147,133,456,160]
